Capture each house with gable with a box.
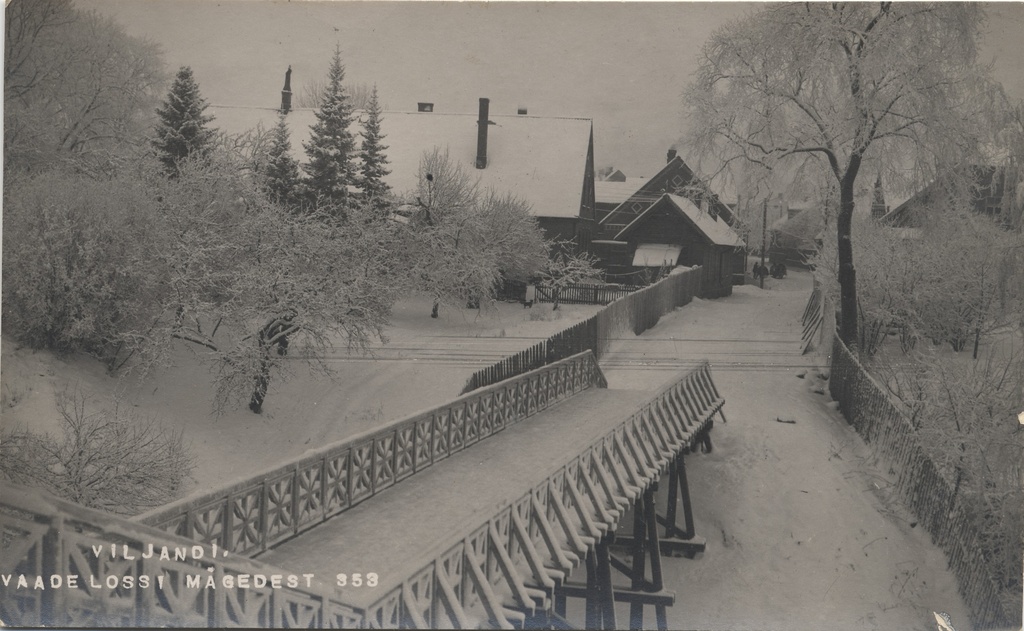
[208,72,597,252]
[591,149,745,296]
[592,193,744,298]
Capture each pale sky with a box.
[79,1,1024,177]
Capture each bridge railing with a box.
[357,362,726,628]
[135,351,608,557]
[0,482,360,628]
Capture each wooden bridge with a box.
[1,351,726,629]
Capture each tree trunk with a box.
[837,165,860,351]
[249,344,271,414]
[431,300,439,318]
[249,324,289,414]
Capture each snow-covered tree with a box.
[140,151,400,413]
[686,3,997,351]
[302,45,357,210]
[263,114,301,207]
[404,148,548,318]
[152,66,216,177]
[358,85,392,213]
[538,247,603,311]
[4,0,165,174]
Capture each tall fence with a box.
[134,352,607,557]
[0,482,361,628]
[461,267,703,394]
[829,336,1019,629]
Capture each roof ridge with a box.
[209,104,591,121]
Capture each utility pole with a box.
[760,197,768,289]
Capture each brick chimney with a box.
[280,65,292,114]
[476,97,490,169]
[667,148,677,163]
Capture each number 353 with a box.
[336,573,378,587]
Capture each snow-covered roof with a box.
[614,193,744,247]
[208,105,593,219]
[632,243,681,267]
[595,178,648,205]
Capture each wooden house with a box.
[592,193,744,298]
[595,177,648,222]
[595,150,746,288]
[881,165,1019,230]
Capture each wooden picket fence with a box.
[461,268,703,394]
[535,282,643,306]
[829,336,1020,629]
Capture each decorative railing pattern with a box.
[134,352,608,556]
[361,362,725,628]
[462,267,703,394]
[1,362,726,629]
[829,336,1018,629]
[0,483,360,628]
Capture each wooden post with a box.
[760,197,768,290]
[585,547,600,628]
[656,451,707,558]
[629,496,646,629]
[644,488,669,631]
[596,539,617,629]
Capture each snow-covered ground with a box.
[1,273,976,630]
[0,297,601,496]
[576,268,972,631]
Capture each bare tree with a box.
[0,387,194,515]
[686,3,997,351]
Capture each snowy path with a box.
[589,269,972,631]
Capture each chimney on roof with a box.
[667,148,677,163]
[280,66,293,114]
[517,107,528,115]
[417,102,434,112]
[871,174,888,219]
[476,97,490,169]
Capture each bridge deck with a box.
[259,387,653,611]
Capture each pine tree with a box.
[152,66,215,177]
[302,45,357,210]
[263,114,301,208]
[358,85,392,213]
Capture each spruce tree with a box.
[152,66,215,177]
[302,45,357,209]
[358,85,392,213]
[263,114,301,208]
